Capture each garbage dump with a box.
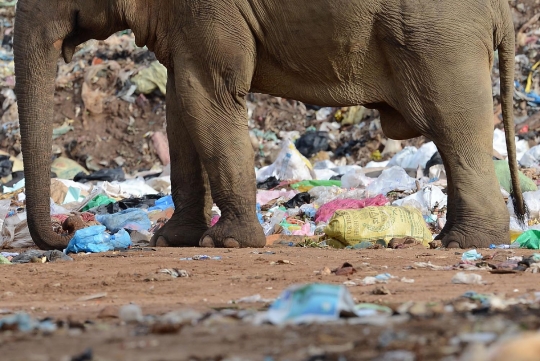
[1,2,540,360]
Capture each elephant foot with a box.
[199,217,266,248]
[149,216,208,247]
[440,222,508,249]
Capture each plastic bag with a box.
[291,180,341,192]
[340,166,372,189]
[74,168,125,183]
[131,61,167,95]
[257,176,280,190]
[82,194,116,212]
[256,190,297,206]
[1,214,33,248]
[284,193,311,208]
[95,208,151,233]
[313,168,339,180]
[264,283,363,325]
[324,206,432,248]
[0,198,11,231]
[264,208,287,236]
[392,185,447,216]
[387,142,437,170]
[294,131,330,158]
[524,190,540,221]
[366,166,417,197]
[147,195,175,212]
[100,178,158,198]
[146,176,171,194]
[520,144,540,168]
[65,225,131,253]
[493,160,537,193]
[308,186,367,207]
[493,128,530,160]
[515,230,540,249]
[256,139,315,182]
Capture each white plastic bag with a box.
[100,178,158,198]
[520,145,540,168]
[387,142,437,170]
[493,128,530,160]
[255,139,315,182]
[366,166,417,196]
[340,167,373,189]
[393,185,447,215]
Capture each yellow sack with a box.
[324,206,432,248]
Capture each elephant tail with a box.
[497,7,528,225]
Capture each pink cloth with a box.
[291,222,313,236]
[314,194,388,223]
[210,215,220,227]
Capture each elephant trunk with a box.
[14,13,73,250]
[498,4,527,224]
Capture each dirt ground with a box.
[1,247,539,360]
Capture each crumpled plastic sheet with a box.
[314,194,388,223]
[256,189,297,206]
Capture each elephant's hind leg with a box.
[419,89,508,249]
[149,73,213,247]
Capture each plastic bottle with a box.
[489,243,520,249]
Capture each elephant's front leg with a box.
[172,45,265,248]
[150,74,213,247]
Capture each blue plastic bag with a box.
[256,203,264,225]
[96,208,151,233]
[147,195,174,212]
[65,225,131,253]
[265,283,362,324]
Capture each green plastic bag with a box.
[291,180,341,191]
[515,230,540,250]
[493,160,537,194]
[82,194,116,212]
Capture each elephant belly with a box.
[247,0,390,106]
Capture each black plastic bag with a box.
[424,152,443,176]
[74,167,125,183]
[284,192,311,208]
[91,194,162,215]
[257,176,280,190]
[295,131,330,158]
[0,155,12,177]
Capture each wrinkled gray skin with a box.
[14,0,525,250]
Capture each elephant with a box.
[14,0,526,250]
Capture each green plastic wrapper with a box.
[291,180,341,191]
[82,194,116,212]
[515,230,540,250]
[493,160,537,194]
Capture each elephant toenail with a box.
[223,238,240,248]
[446,241,461,249]
[155,236,169,247]
[200,236,215,247]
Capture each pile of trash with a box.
[0,129,536,255]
